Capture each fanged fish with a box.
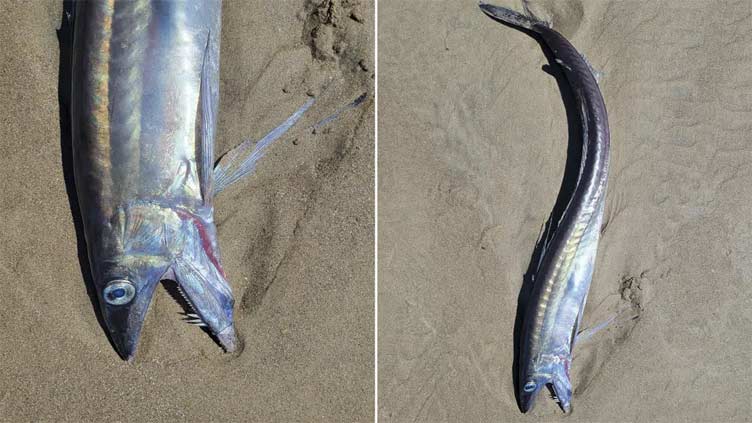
[70,1,364,361]
[480,2,610,413]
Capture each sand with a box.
[378,0,752,421]
[0,0,373,421]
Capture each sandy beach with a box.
[5,0,752,421]
[378,0,752,421]
[0,1,373,421]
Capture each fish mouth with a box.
[162,278,238,353]
[518,374,573,413]
[102,277,237,362]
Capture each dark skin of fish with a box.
[480,2,610,413]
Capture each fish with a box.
[70,1,364,361]
[479,2,611,413]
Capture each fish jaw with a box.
[170,207,237,352]
[171,250,237,353]
[216,326,238,353]
[552,373,573,413]
[92,202,236,359]
[518,377,542,413]
[97,257,170,361]
[102,287,156,361]
[519,352,573,413]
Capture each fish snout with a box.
[109,329,139,363]
[518,377,543,412]
[100,283,157,362]
[216,325,238,353]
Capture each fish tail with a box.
[478,2,549,32]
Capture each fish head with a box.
[96,254,171,361]
[519,353,573,413]
[92,204,237,360]
[518,373,547,413]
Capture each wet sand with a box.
[0,1,373,421]
[379,0,752,421]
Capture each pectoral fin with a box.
[212,97,314,195]
[212,92,368,195]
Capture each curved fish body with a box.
[480,3,610,413]
[71,0,232,360]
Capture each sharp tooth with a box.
[176,285,197,311]
[186,313,199,318]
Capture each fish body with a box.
[71,0,232,360]
[480,3,610,413]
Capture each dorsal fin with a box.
[197,32,216,205]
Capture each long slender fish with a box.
[71,1,360,360]
[480,3,610,413]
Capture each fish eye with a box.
[523,381,537,393]
[103,279,136,305]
